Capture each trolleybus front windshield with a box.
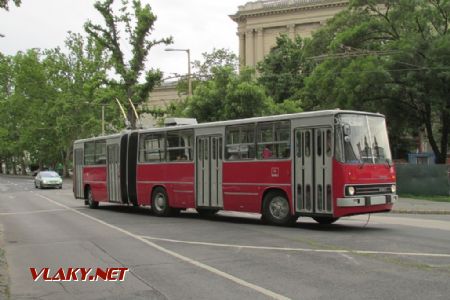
[337,114,392,164]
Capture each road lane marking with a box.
[0,208,69,216]
[139,236,450,258]
[33,193,291,300]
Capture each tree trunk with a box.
[437,108,449,164]
[423,103,442,164]
[64,147,72,178]
[20,160,27,175]
[12,159,17,175]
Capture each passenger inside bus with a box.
[262,145,273,159]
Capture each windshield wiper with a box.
[385,159,392,168]
[359,159,365,169]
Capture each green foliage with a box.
[85,0,172,128]
[0,33,114,175]
[168,65,301,123]
[0,0,20,10]
[298,0,450,163]
[257,35,308,103]
[176,48,238,96]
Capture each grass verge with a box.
[399,194,450,203]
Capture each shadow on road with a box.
[89,204,388,233]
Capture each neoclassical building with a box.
[229,0,348,67]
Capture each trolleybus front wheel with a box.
[263,191,297,226]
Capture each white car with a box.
[34,171,63,189]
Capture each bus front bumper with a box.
[337,194,398,207]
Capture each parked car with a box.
[34,171,63,189]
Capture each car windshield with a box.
[337,114,392,164]
[40,171,60,178]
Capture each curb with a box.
[391,209,450,215]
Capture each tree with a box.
[0,33,114,176]
[85,0,173,128]
[257,35,309,103]
[42,33,115,176]
[302,0,450,163]
[167,65,301,123]
[0,0,20,10]
[175,48,238,96]
[169,67,273,122]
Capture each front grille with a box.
[348,184,393,196]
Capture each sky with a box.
[0,0,245,80]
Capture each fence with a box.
[396,164,450,196]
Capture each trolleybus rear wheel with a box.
[87,188,99,209]
[151,187,173,217]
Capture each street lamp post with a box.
[101,104,105,135]
[165,48,192,97]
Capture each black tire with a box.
[197,208,219,218]
[87,188,99,209]
[151,187,173,217]
[313,217,339,225]
[39,182,43,189]
[34,182,38,189]
[262,191,297,226]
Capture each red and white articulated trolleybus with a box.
[73,110,397,225]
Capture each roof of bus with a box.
[74,109,384,143]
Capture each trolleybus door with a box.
[294,127,333,214]
[196,135,223,208]
[74,148,84,198]
[107,144,121,203]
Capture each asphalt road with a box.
[0,175,449,300]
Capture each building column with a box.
[287,24,296,39]
[245,29,254,67]
[255,27,264,63]
[238,32,246,68]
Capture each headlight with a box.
[391,185,396,193]
[347,186,355,196]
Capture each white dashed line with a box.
[139,236,450,258]
[0,208,69,216]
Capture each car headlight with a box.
[347,186,355,196]
[391,184,396,193]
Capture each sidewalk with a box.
[393,197,450,215]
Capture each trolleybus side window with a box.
[84,140,106,165]
[95,140,106,164]
[167,130,193,161]
[139,133,165,163]
[84,142,96,165]
[225,124,256,160]
[257,121,290,159]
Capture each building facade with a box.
[230,0,348,67]
[141,82,185,127]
